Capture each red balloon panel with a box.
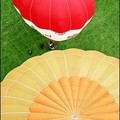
[50,0,71,32]
[66,0,87,29]
[84,0,95,19]
[30,0,50,29]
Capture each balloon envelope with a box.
[1,48,119,120]
[12,0,95,41]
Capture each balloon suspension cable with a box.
[48,39,57,50]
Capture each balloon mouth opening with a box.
[71,114,79,120]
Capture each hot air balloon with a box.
[1,48,119,120]
[12,0,95,49]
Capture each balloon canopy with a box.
[12,0,95,41]
[1,48,119,120]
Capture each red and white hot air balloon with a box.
[12,0,95,42]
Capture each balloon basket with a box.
[48,40,57,50]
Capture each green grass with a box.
[1,0,119,81]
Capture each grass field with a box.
[1,0,119,81]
